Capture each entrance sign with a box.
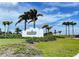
[22,28,44,37]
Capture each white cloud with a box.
[60,2,79,7]
[35,10,79,28]
[0,7,21,32]
[43,2,79,7]
[0,8,21,22]
[43,7,59,12]
[0,2,20,12]
[10,2,18,5]
[52,11,79,26]
[0,2,18,6]
[36,13,72,26]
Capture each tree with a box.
[42,24,49,33]
[15,28,22,34]
[16,12,29,30]
[2,21,12,35]
[47,26,52,33]
[7,21,13,33]
[62,22,68,35]
[58,31,62,35]
[2,21,7,37]
[42,24,52,34]
[0,28,2,34]
[70,21,77,36]
[54,30,57,35]
[66,22,70,36]
[62,21,71,36]
[28,9,43,28]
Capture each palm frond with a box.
[15,19,22,26]
[37,14,43,16]
[28,20,33,23]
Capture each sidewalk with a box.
[74,53,79,57]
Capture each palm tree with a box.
[47,26,52,33]
[3,21,12,34]
[16,12,29,30]
[63,21,71,36]
[54,30,57,35]
[62,22,68,35]
[70,21,77,36]
[15,27,22,34]
[42,24,52,33]
[28,9,43,28]
[2,21,7,37]
[7,21,13,33]
[58,31,62,35]
[42,24,49,33]
[0,28,2,34]
[66,22,70,36]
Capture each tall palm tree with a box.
[42,24,52,33]
[42,24,48,33]
[62,21,71,36]
[28,9,43,28]
[0,28,2,34]
[3,21,13,33]
[7,21,13,33]
[70,21,77,36]
[54,30,57,35]
[47,26,52,33]
[2,21,8,37]
[62,22,68,35]
[58,31,62,35]
[16,12,29,30]
[66,22,70,36]
[15,27,22,34]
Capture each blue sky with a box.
[0,2,79,35]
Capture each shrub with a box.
[0,33,22,39]
[26,35,56,43]
[44,32,53,36]
[26,37,41,44]
[26,38,34,44]
[53,35,66,38]
[41,35,56,42]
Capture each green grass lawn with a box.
[0,38,42,57]
[36,38,79,57]
[0,39,25,46]
[0,38,79,57]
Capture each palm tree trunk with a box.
[4,26,6,38]
[33,21,35,28]
[59,33,61,35]
[48,29,49,33]
[24,20,27,30]
[66,25,67,35]
[46,28,47,33]
[7,25,9,33]
[58,33,59,35]
[17,31,19,34]
[72,25,74,36]
[68,25,70,36]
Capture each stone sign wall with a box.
[21,28,44,37]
